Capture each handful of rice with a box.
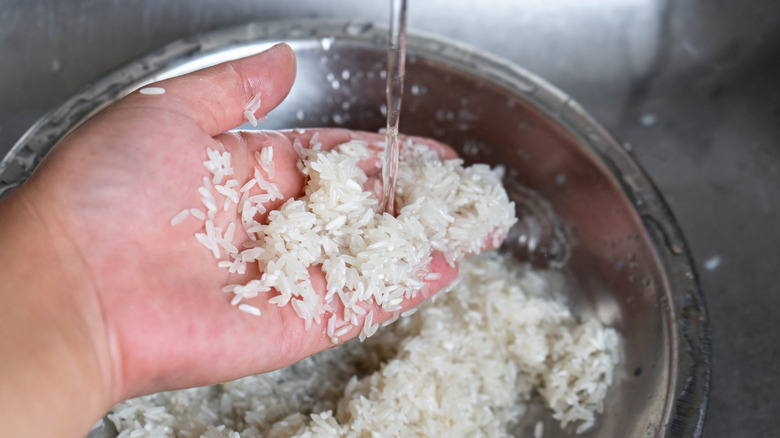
[175,132,517,343]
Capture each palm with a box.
[23,45,457,401]
[53,122,306,397]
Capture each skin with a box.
[0,43,491,438]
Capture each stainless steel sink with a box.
[1,1,778,437]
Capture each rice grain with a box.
[170,209,189,226]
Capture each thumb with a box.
[115,43,297,137]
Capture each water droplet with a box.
[320,37,334,51]
[411,84,426,96]
[457,108,477,121]
[555,173,567,185]
[344,22,372,35]
[341,70,351,80]
[295,110,304,121]
[518,149,531,161]
[462,140,483,157]
[640,113,657,127]
[704,255,721,271]
[517,233,529,245]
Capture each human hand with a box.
[0,43,466,437]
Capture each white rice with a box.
[110,253,620,437]
[243,93,266,127]
[256,147,276,179]
[152,133,619,435]
[172,135,517,342]
[238,304,261,317]
[170,209,189,226]
[535,421,544,438]
[139,87,166,95]
[190,208,206,220]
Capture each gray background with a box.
[1,1,778,436]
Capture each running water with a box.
[381,0,408,214]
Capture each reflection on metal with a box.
[502,181,571,269]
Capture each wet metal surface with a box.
[1,1,778,436]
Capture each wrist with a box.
[0,186,117,437]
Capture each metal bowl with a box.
[0,20,709,438]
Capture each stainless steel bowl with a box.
[0,20,709,438]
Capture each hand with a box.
[0,43,461,437]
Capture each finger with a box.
[117,43,297,136]
[257,251,459,367]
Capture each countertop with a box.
[1,1,778,436]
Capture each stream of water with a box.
[381,0,407,214]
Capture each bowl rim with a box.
[0,18,710,438]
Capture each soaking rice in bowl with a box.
[129,131,619,437]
